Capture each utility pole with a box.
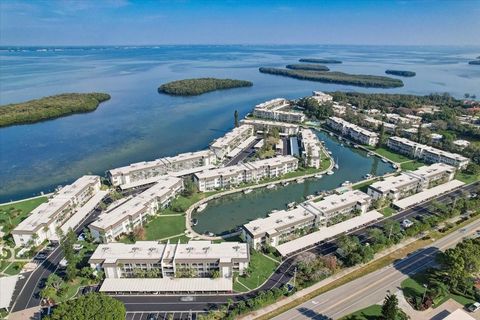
[422,284,428,304]
[293,266,297,288]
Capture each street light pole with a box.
[422,283,428,304]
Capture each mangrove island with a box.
[158,78,253,96]
[0,93,111,128]
[385,70,416,77]
[286,64,330,71]
[299,58,342,64]
[259,67,404,88]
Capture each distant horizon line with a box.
[1,43,480,48]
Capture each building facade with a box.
[108,150,216,189]
[12,175,103,247]
[387,136,469,169]
[89,176,183,242]
[367,163,456,201]
[240,118,299,136]
[326,117,379,146]
[209,125,255,159]
[299,128,322,169]
[89,240,249,279]
[252,98,306,123]
[193,155,299,192]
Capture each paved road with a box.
[113,182,479,313]
[272,217,480,320]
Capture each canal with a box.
[192,130,395,235]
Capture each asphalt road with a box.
[113,181,480,313]
[9,182,479,314]
[272,216,480,320]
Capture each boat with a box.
[267,184,276,189]
[243,188,253,194]
[314,174,323,179]
[196,203,208,212]
[382,158,388,163]
[287,202,296,209]
[354,144,359,148]
[282,182,290,186]
[206,232,215,237]
[364,173,373,179]
[191,218,198,226]
[306,195,315,200]
[327,171,334,175]
[392,164,398,169]
[341,181,352,187]
[296,178,305,183]
[340,143,344,147]
[327,151,333,155]
[329,132,334,136]
[367,152,375,157]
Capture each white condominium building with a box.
[243,190,371,249]
[89,240,249,279]
[387,136,469,169]
[89,176,183,242]
[326,117,379,146]
[252,98,306,123]
[385,113,421,125]
[12,176,103,247]
[108,150,216,189]
[193,156,299,192]
[299,128,322,169]
[364,116,397,134]
[240,119,299,136]
[210,125,254,159]
[367,163,456,201]
[311,91,333,103]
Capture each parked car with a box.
[468,302,480,312]
[402,219,414,228]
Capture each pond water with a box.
[192,130,395,235]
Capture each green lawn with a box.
[145,215,186,240]
[374,147,411,163]
[4,262,26,275]
[0,196,48,233]
[401,272,428,303]
[342,304,382,320]
[381,207,397,217]
[234,251,279,292]
[455,172,480,184]
[353,179,376,193]
[400,160,426,171]
[159,234,191,244]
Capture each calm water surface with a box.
[0,45,479,201]
[192,131,394,235]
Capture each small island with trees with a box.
[158,78,253,96]
[259,67,404,88]
[0,92,111,128]
[299,58,342,64]
[286,64,330,71]
[385,69,416,77]
[468,60,480,65]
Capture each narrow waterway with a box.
[192,131,395,235]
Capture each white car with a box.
[402,219,414,228]
[468,302,480,312]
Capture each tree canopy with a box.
[158,78,252,96]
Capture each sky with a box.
[1,0,479,46]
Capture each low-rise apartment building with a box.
[299,128,322,168]
[193,155,298,192]
[242,190,371,249]
[311,91,333,103]
[387,136,469,169]
[364,116,397,134]
[326,117,379,146]
[367,163,456,201]
[210,125,254,159]
[252,98,305,123]
[89,240,249,279]
[108,150,216,189]
[89,176,183,242]
[240,118,299,136]
[12,175,103,247]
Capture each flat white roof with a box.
[328,117,378,138]
[0,275,18,309]
[394,179,465,210]
[241,118,299,129]
[441,309,476,320]
[309,190,371,214]
[99,277,232,293]
[276,210,383,257]
[210,125,253,149]
[369,173,418,193]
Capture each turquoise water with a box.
[192,130,394,235]
[0,45,479,201]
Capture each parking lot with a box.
[126,311,205,320]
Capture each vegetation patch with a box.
[400,160,425,171]
[259,67,404,88]
[233,251,279,291]
[158,78,252,96]
[342,304,382,320]
[299,58,342,64]
[385,70,416,77]
[0,93,110,127]
[373,147,411,163]
[286,64,329,71]
[145,215,186,240]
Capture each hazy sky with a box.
[1,0,479,46]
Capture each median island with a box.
[385,69,416,77]
[299,58,342,64]
[259,67,404,88]
[0,93,111,128]
[158,78,253,96]
[286,64,330,71]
